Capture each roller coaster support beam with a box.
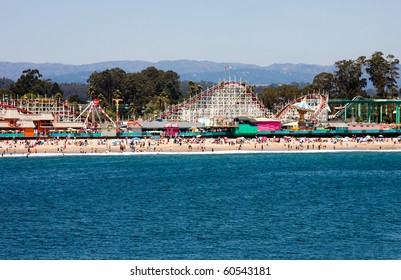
[344,106,347,122]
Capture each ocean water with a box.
[1,152,401,260]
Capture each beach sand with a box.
[1,136,401,156]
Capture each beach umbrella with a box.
[130,137,140,144]
[378,135,384,138]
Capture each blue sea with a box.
[1,152,401,260]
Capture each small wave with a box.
[2,149,401,158]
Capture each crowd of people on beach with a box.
[1,135,401,156]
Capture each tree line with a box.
[0,69,64,100]
[86,66,182,119]
[258,51,400,112]
[0,67,184,119]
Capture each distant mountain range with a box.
[0,60,335,84]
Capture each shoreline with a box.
[2,148,401,158]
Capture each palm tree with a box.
[87,86,97,100]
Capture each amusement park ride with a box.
[0,80,331,134]
[3,75,401,138]
[73,98,115,131]
[161,81,270,122]
[0,96,119,136]
[161,80,330,126]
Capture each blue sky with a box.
[1,0,401,66]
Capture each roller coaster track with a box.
[275,94,329,121]
[0,99,80,120]
[160,81,268,120]
[160,83,224,119]
[0,103,33,114]
[330,96,365,119]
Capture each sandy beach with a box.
[2,136,401,156]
